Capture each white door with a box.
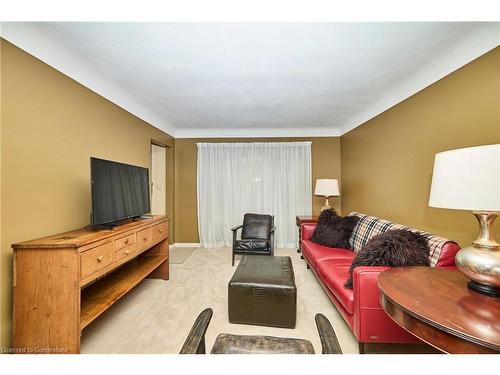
[151,144,167,215]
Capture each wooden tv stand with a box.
[12,215,169,354]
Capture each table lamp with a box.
[314,179,340,211]
[429,144,500,297]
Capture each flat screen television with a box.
[90,157,150,227]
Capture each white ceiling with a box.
[1,22,499,138]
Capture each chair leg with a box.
[270,232,275,256]
[232,252,235,266]
[358,342,365,354]
[306,263,310,269]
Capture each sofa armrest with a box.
[435,241,460,267]
[301,223,316,241]
[353,266,390,310]
[352,266,420,344]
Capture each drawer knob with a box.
[125,250,130,255]
[143,237,147,241]
[97,256,104,263]
[159,229,163,233]
[125,238,129,244]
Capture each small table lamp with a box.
[314,179,340,211]
[429,144,500,297]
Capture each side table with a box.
[378,267,500,354]
[296,215,318,253]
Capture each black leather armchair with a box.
[231,213,275,266]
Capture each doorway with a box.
[151,143,167,215]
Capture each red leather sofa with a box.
[300,212,460,353]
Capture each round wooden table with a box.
[378,267,500,354]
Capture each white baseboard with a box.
[169,243,201,249]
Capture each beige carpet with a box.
[169,247,197,264]
[80,247,437,354]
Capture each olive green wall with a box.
[341,47,500,247]
[0,39,175,349]
[174,137,341,243]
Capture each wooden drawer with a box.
[136,228,152,252]
[80,242,113,278]
[152,222,168,243]
[114,233,136,252]
[114,242,136,261]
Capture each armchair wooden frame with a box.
[180,308,343,354]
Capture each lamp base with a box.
[321,196,331,211]
[467,281,500,298]
[455,211,500,298]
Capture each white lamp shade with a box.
[429,144,500,211]
[314,179,340,197]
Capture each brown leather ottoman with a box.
[228,255,296,328]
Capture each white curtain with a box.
[197,142,312,248]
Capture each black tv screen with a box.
[91,157,150,226]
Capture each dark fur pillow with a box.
[311,209,359,249]
[344,229,430,289]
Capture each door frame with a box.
[150,140,168,215]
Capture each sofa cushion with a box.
[310,209,359,249]
[234,239,270,252]
[302,240,355,268]
[344,229,430,289]
[348,212,459,267]
[316,259,354,314]
[241,213,273,240]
